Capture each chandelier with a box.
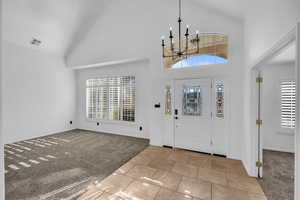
[161,0,200,60]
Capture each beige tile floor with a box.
[76,146,267,200]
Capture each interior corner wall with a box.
[261,63,295,153]
[243,0,300,176]
[245,0,300,66]
[0,0,4,197]
[2,41,76,144]
[295,22,300,200]
[75,60,150,139]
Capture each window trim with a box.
[171,55,228,69]
[85,117,137,126]
[85,76,136,124]
[163,33,229,69]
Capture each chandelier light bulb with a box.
[161,36,165,40]
[186,25,189,35]
[196,30,199,34]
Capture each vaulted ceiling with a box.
[192,0,247,19]
[3,0,246,57]
[3,0,111,55]
[4,0,293,65]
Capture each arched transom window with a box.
[163,33,228,69]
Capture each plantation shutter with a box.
[86,76,135,122]
[122,76,135,121]
[108,77,121,121]
[280,80,296,129]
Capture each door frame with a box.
[171,77,230,156]
[249,22,300,199]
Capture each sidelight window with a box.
[165,86,172,115]
[216,83,224,118]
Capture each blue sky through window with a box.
[172,55,228,68]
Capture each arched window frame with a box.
[163,33,228,69]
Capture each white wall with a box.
[0,0,4,197]
[75,60,150,139]
[261,63,295,153]
[245,0,300,65]
[295,23,300,200]
[67,0,245,161]
[2,41,76,144]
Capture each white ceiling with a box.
[3,0,246,56]
[192,0,247,19]
[3,0,110,55]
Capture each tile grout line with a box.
[211,182,213,200]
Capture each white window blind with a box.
[86,76,135,122]
[280,80,296,129]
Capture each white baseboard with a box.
[263,147,295,153]
[4,128,75,144]
[77,127,149,140]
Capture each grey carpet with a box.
[4,129,149,200]
[258,149,294,200]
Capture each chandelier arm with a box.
[162,55,176,58]
[185,35,188,59]
[169,36,175,60]
[175,48,195,54]
[178,20,181,54]
[162,50,200,59]
[163,49,201,58]
[183,51,202,56]
[161,39,165,58]
[196,34,200,53]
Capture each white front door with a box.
[174,79,212,153]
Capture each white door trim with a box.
[295,22,300,200]
[211,79,229,157]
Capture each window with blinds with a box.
[280,80,296,129]
[86,76,135,122]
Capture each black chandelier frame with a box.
[161,0,200,59]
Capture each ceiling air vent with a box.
[30,38,42,46]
